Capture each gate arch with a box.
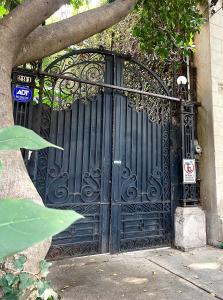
[30,49,180,259]
[43,48,172,121]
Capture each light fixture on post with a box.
[177,76,188,101]
[177,76,187,86]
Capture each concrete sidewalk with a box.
[49,246,223,300]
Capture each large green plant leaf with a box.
[0,126,63,150]
[0,199,83,259]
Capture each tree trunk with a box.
[0,52,50,274]
[0,0,67,275]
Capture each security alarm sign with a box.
[13,85,33,103]
[183,159,196,184]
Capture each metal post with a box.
[178,60,198,207]
[180,101,198,206]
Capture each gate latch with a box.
[113,160,122,165]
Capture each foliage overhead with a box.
[0,0,86,15]
[134,0,206,58]
[0,0,212,58]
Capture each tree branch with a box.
[15,0,138,66]
[1,0,66,40]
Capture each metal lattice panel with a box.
[123,60,171,123]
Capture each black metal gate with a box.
[14,49,182,259]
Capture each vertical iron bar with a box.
[180,99,197,206]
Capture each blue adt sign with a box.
[13,85,33,103]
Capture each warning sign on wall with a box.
[183,159,196,184]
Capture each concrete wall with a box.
[194,0,223,244]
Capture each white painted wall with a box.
[194,0,223,244]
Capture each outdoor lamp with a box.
[177,76,187,86]
[177,76,188,100]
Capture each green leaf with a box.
[0,199,83,259]
[0,276,18,295]
[35,280,51,296]
[39,260,52,277]
[0,6,8,17]
[5,273,19,286]
[0,126,63,150]
[13,255,27,271]
[19,272,35,290]
[0,277,10,291]
[2,292,19,300]
[218,242,223,249]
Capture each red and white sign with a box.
[183,159,196,184]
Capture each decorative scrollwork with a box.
[146,175,162,201]
[41,50,174,118]
[47,172,69,205]
[121,166,163,202]
[80,169,101,202]
[43,52,106,110]
[48,165,61,178]
[123,60,171,123]
[45,168,101,204]
[121,167,138,202]
[183,184,197,201]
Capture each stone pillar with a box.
[194,1,223,245]
[175,207,206,251]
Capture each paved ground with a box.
[49,246,223,300]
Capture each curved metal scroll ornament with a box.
[121,166,163,202]
[121,167,138,202]
[146,174,163,201]
[43,52,106,110]
[45,168,101,204]
[47,172,69,205]
[80,169,101,203]
[123,60,171,123]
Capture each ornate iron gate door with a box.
[35,52,114,259]
[16,49,178,259]
[110,57,172,252]
[40,94,113,258]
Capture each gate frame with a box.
[12,48,198,257]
